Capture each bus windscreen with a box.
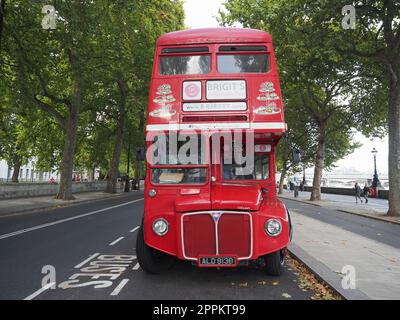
[159,55,211,75]
[217,54,269,73]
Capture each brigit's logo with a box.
[211,211,223,222]
[185,83,200,98]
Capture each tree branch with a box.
[33,94,67,131]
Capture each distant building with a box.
[0,159,60,182]
[0,158,99,182]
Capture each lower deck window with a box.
[223,154,269,181]
[152,168,206,184]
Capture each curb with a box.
[288,243,371,300]
[279,195,400,226]
[336,209,400,226]
[0,191,142,218]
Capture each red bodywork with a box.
[143,28,289,265]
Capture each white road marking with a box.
[74,253,100,269]
[110,278,129,296]
[130,226,140,233]
[132,263,140,270]
[109,237,124,246]
[23,282,56,300]
[0,198,144,241]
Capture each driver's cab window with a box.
[222,151,269,181]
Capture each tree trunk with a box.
[56,50,81,200]
[56,108,79,200]
[88,168,95,182]
[0,0,5,51]
[387,69,400,216]
[310,121,327,201]
[278,160,287,195]
[11,160,21,183]
[105,114,125,193]
[105,80,128,194]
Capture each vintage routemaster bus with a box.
[137,28,292,276]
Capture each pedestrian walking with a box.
[293,174,301,198]
[288,177,294,192]
[354,182,363,204]
[363,183,370,204]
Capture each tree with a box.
[87,0,184,193]
[0,0,5,51]
[305,0,400,215]
[4,2,104,198]
[220,0,387,201]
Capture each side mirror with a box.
[292,149,301,164]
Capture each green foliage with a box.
[221,0,388,175]
[0,0,184,183]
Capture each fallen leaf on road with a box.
[286,254,342,300]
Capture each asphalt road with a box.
[0,192,316,300]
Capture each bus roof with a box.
[157,28,272,46]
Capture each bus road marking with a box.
[110,278,129,296]
[58,254,136,292]
[109,237,124,246]
[24,282,56,300]
[74,253,100,269]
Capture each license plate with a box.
[198,256,238,267]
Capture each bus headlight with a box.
[152,218,168,236]
[265,219,282,237]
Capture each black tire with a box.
[264,249,285,276]
[136,225,175,274]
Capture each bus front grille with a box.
[181,211,253,260]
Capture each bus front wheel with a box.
[263,249,285,276]
[136,225,175,274]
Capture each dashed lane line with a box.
[0,198,144,240]
[130,226,140,233]
[110,279,130,296]
[132,263,140,270]
[109,237,125,246]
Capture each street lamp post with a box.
[371,148,381,188]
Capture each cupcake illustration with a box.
[150,84,176,118]
[255,82,281,115]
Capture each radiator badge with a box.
[211,211,223,222]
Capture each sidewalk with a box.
[280,190,400,299]
[0,190,126,216]
[279,190,399,224]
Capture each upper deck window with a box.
[217,54,269,74]
[159,55,211,75]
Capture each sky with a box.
[183,0,389,175]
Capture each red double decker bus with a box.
[137,28,292,276]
